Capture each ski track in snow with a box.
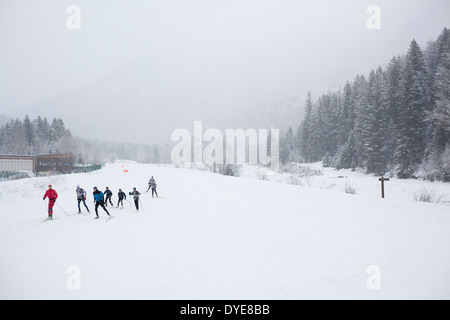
[0,162,449,299]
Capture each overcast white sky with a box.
[0,0,449,116]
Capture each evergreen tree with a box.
[335,81,358,169]
[154,146,160,163]
[23,115,35,148]
[425,28,450,181]
[277,126,297,166]
[365,67,389,175]
[296,28,449,180]
[285,126,294,162]
[300,92,315,161]
[336,134,358,170]
[353,75,369,166]
[396,40,429,178]
[341,82,355,140]
[293,124,302,161]
[384,56,403,164]
[41,117,52,145]
[51,118,66,143]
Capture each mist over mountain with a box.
[3,1,449,146]
[17,55,302,144]
[0,115,10,127]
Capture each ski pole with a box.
[139,198,144,210]
[55,201,70,216]
[122,198,131,211]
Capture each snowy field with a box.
[241,162,450,205]
[0,162,449,299]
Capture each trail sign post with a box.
[378,177,390,198]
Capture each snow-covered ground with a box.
[241,162,450,205]
[0,162,449,299]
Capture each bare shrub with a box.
[344,182,357,195]
[413,188,445,203]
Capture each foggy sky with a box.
[1,0,449,119]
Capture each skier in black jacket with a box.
[104,187,113,207]
[117,189,126,207]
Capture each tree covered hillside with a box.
[281,28,450,181]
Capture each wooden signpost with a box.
[378,177,390,198]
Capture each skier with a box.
[104,187,113,207]
[93,186,110,219]
[43,185,58,219]
[146,176,158,198]
[129,187,141,211]
[117,188,126,207]
[76,185,90,213]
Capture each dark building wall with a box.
[36,154,75,173]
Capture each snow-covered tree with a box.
[396,39,430,178]
[297,28,449,180]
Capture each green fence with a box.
[1,165,102,182]
[73,164,102,173]
[0,171,35,181]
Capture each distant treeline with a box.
[0,115,171,165]
[279,28,450,181]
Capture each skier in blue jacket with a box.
[93,187,110,219]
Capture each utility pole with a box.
[378,177,390,198]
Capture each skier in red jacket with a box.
[43,185,58,219]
